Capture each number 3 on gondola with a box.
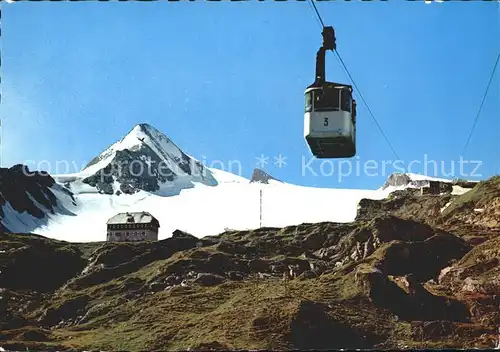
[324,117,328,126]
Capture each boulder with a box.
[193,273,225,287]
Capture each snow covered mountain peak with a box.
[83,123,175,172]
[108,123,155,152]
[116,123,175,153]
[71,123,218,196]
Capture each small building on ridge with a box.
[106,212,159,242]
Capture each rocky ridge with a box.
[0,165,76,234]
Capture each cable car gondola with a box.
[304,26,357,159]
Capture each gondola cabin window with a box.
[305,92,313,113]
[341,89,352,113]
[314,88,340,112]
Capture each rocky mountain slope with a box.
[0,165,76,234]
[68,123,218,196]
[359,176,499,242]
[0,176,498,351]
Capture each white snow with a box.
[8,163,469,242]
[452,185,472,196]
[209,167,248,184]
[34,174,391,242]
[440,202,451,213]
[405,173,454,183]
[1,201,45,233]
[378,184,408,193]
[5,125,472,242]
[0,184,76,234]
[3,158,480,243]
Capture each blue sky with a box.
[2,1,499,189]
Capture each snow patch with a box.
[1,184,76,234]
[1,202,45,233]
[208,167,249,184]
[440,202,451,213]
[34,180,391,242]
[405,173,453,183]
[452,185,472,196]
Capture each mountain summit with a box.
[79,123,217,196]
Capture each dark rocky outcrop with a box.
[373,232,470,282]
[354,265,470,322]
[0,234,86,292]
[38,295,91,326]
[288,301,367,350]
[250,168,281,184]
[0,165,76,233]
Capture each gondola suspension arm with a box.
[314,26,336,86]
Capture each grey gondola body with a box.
[304,83,356,158]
